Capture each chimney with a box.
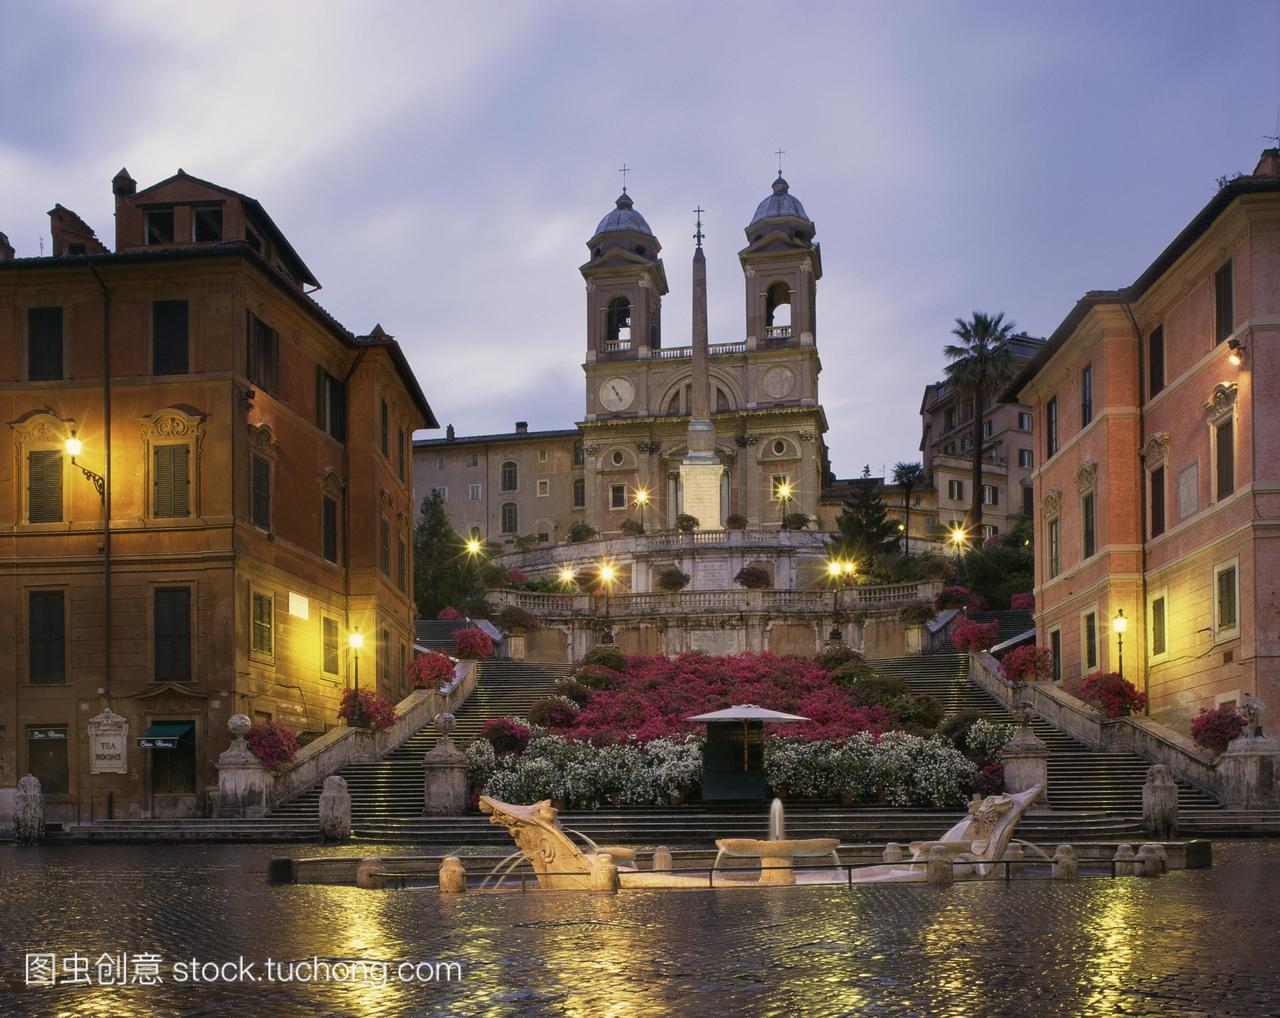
[0,231,13,261]
[515,421,528,434]
[446,424,456,440]
[112,167,136,251]
[1253,148,1280,178]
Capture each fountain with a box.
[711,799,840,886]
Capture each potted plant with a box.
[675,513,699,533]
[724,513,748,530]
[734,564,772,590]
[655,566,691,592]
[454,626,495,660]
[620,518,645,536]
[1190,704,1249,754]
[246,721,299,770]
[405,650,456,689]
[568,521,598,543]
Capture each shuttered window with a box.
[1082,492,1096,559]
[1045,397,1058,457]
[1150,466,1165,538]
[1216,419,1234,500]
[380,518,391,575]
[251,591,274,656]
[322,617,340,675]
[251,455,270,528]
[1215,261,1233,344]
[1150,596,1167,657]
[398,427,406,481]
[154,587,192,681]
[1080,364,1093,426]
[1148,326,1165,398]
[1047,519,1060,578]
[246,312,279,393]
[397,536,407,591]
[1216,566,1238,634]
[1049,630,1062,682]
[27,450,63,523]
[1083,612,1098,671]
[380,400,389,457]
[29,590,66,683]
[153,444,190,518]
[501,502,518,534]
[315,367,346,441]
[28,307,63,381]
[152,300,189,375]
[322,496,339,563]
[500,460,518,492]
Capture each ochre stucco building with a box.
[0,169,435,823]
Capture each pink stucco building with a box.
[1004,148,1280,731]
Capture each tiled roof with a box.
[416,428,580,448]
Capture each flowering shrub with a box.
[464,738,497,789]
[950,618,1000,652]
[999,645,1054,684]
[675,513,699,533]
[975,761,1005,796]
[965,718,1015,762]
[339,688,397,730]
[581,645,628,672]
[437,606,464,621]
[1078,671,1147,718]
[765,738,843,799]
[506,568,528,585]
[246,721,299,770]
[453,626,494,660]
[819,643,864,672]
[405,651,455,690]
[482,717,533,755]
[528,695,580,729]
[572,664,624,691]
[552,677,593,707]
[1190,705,1249,754]
[1010,592,1036,611]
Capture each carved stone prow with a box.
[478,796,594,889]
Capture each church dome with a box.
[594,192,655,237]
[749,176,810,225]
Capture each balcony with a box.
[653,342,748,361]
[764,326,792,341]
[604,338,632,353]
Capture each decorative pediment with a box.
[248,423,276,450]
[1204,382,1238,422]
[660,442,737,462]
[1041,488,1061,517]
[317,468,345,499]
[141,405,206,442]
[1074,459,1097,492]
[9,408,73,447]
[1141,433,1170,466]
[134,681,209,715]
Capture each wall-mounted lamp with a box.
[65,431,105,502]
[1227,339,1247,367]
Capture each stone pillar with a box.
[1003,841,1025,878]
[1216,730,1280,808]
[882,842,904,864]
[216,715,270,818]
[1001,704,1049,808]
[1051,845,1078,880]
[652,846,673,872]
[439,856,467,893]
[1113,844,1135,876]
[1135,844,1164,878]
[423,714,468,815]
[14,774,45,846]
[318,776,352,842]
[1142,765,1178,839]
[925,844,952,885]
[590,852,620,893]
[356,857,384,890]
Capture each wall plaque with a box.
[88,708,128,775]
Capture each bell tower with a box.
[739,175,822,349]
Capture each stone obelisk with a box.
[679,209,723,528]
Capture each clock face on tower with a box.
[599,376,636,413]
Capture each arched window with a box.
[765,281,792,334]
[606,297,632,343]
[500,460,517,492]
[500,502,518,534]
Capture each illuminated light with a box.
[1112,608,1127,635]
[465,537,483,555]
[775,481,793,501]
[65,433,83,458]
[598,563,617,584]
[949,526,968,547]
[842,560,857,576]
[558,566,577,585]
[827,560,844,579]
[1227,339,1246,367]
[348,630,364,650]
[633,488,650,506]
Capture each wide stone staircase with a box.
[414,619,469,651]
[966,609,1035,645]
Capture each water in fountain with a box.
[769,798,785,841]
[480,851,527,890]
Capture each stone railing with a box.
[266,659,479,810]
[653,342,747,360]
[493,528,830,571]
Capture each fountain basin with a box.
[715,837,840,886]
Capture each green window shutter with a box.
[251,456,271,528]
[322,617,339,674]
[153,445,190,518]
[1151,597,1167,657]
[28,450,63,523]
[29,590,66,682]
[1218,568,1237,631]
[252,592,273,655]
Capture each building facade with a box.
[0,169,434,824]
[1005,148,1280,730]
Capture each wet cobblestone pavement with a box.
[1,840,1278,1017]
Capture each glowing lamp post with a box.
[775,479,794,529]
[948,525,968,557]
[598,562,617,644]
[633,487,650,533]
[1112,609,1127,680]
[826,558,857,641]
[348,629,364,723]
[558,565,577,589]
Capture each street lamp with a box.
[348,629,364,723]
[1112,609,1127,680]
[464,536,483,557]
[948,524,968,556]
[597,561,617,644]
[775,479,794,529]
[826,558,857,641]
[633,487,650,534]
[65,431,105,502]
[558,565,577,590]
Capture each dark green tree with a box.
[412,491,480,619]
[944,311,1017,531]
[891,461,926,555]
[831,466,901,563]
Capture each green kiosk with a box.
[687,705,808,801]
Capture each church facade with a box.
[415,176,831,548]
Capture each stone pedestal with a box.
[1001,706,1049,808]
[439,856,467,893]
[356,857,384,890]
[925,844,952,885]
[679,457,724,531]
[758,853,795,886]
[423,714,468,815]
[652,846,673,873]
[1003,841,1025,877]
[1216,734,1280,808]
[1135,844,1164,877]
[1142,765,1178,838]
[216,715,270,818]
[590,852,620,893]
[1113,844,1135,876]
[1051,844,1078,880]
[882,842,904,863]
[506,634,526,660]
[14,774,45,846]
[319,776,352,842]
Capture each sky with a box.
[2,1,1278,478]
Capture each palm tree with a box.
[944,311,1017,532]
[891,461,926,555]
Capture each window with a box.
[154,587,192,681]
[982,524,999,538]
[246,313,278,394]
[1022,485,1034,518]
[1143,464,1165,539]
[315,368,346,441]
[1049,629,1062,683]
[538,529,550,543]
[251,455,270,528]
[1082,492,1096,559]
[193,206,222,242]
[537,479,550,497]
[943,441,956,455]
[322,617,340,675]
[1047,518,1060,578]
[322,496,339,563]
[500,460,518,492]
[397,536,407,591]
[1080,364,1093,426]
[539,449,548,463]
[611,450,625,467]
[379,518,391,574]
[29,590,65,683]
[500,502,518,534]
[573,477,586,508]
[28,307,63,381]
[245,225,263,253]
[379,628,390,687]
[1148,326,1165,398]
[27,450,63,523]
[1214,562,1238,637]
[152,300,189,375]
[1017,411,1032,431]
[145,208,174,245]
[380,400,389,457]
[1018,449,1033,468]
[468,483,481,502]
[982,484,998,506]
[152,444,190,518]
[251,590,274,657]
[1082,610,1098,671]
[610,483,627,509]
[466,453,478,467]
[1149,592,1168,660]
[26,726,69,795]
[944,408,956,431]
[982,419,993,439]
[1215,418,1234,500]
[1215,260,1233,344]
[1178,462,1199,520]
[398,428,406,482]
[947,479,964,501]
[573,443,584,467]
[436,454,445,470]
[1045,398,1058,458]
[606,296,632,342]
